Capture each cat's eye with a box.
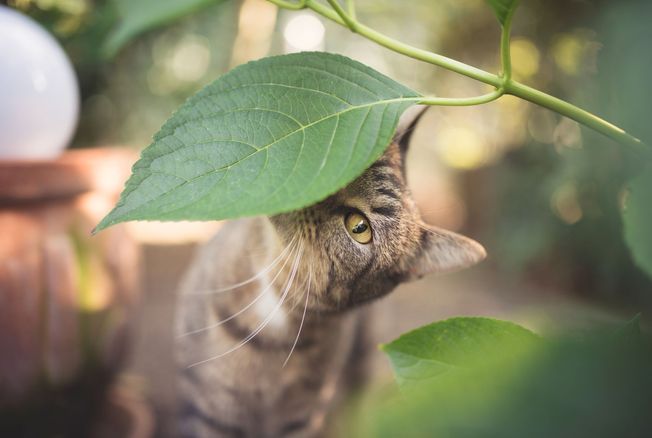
[344,212,373,244]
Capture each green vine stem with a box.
[500,4,515,81]
[267,0,646,151]
[268,0,306,10]
[344,0,355,20]
[419,88,504,107]
[325,0,357,32]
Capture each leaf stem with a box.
[269,0,646,149]
[345,0,356,20]
[500,3,517,81]
[325,0,357,32]
[267,0,306,10]
[504,81,645,150]
[419,88,504,107]
[306,0,501,87]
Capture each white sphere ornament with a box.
[0,6,80,159]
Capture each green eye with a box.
[344,212,372,244]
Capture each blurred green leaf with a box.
[484,0,519,26]
[623,168,652,280]
[95,52,419,232]
[381,317,538,389]
[596,0,652,291]
[610,314,642,346]
[103,0,222,58]
[362,320,652,438]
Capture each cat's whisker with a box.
[186,242,304,369]
[283,264,312,368]
[184,234,297,296]
[286,268,309,313]
[177,239,299,339]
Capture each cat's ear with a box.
[407,225,486,280]
[395,105,428,154]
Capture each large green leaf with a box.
[381,317,538,389]
[103,0,222,57]
[485,0,520,26]
[95,52,420,232]
[623,168,652,279]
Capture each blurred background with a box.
[1,0,651,436]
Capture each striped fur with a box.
[175,118,486,437]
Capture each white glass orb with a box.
[0,6,79,160]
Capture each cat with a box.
[175,108,486,437]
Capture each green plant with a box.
[360,316,652,437]
[94,1,651,283]
[92,1,652,432]
[94,0,649,231]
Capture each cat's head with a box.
[271,108,486,312]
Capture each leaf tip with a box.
[93,212,118,235]
[91,222,106,235]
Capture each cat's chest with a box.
[246,311,358,395]
[238,312,360,431]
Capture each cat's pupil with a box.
[352,221,368,234]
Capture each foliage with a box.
[601,1,652,281]
[485,0,519,26]
[15,0,651,432]
[360,316,652,438]
[485,142,652,304]
[381,317,538,389]
[481,0,652,300]
[97,0,648,234]
[79,2,652,431]
[94,52,419,231]
[5,1,649,435]
[623,169,652,280]
[103,0,224,58]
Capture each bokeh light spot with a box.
[511,38,540,79]
[552,33,583,76]
[551,182,583,225]
[553,118,583,151]
[437,127,488,170]
[169,34,211,82]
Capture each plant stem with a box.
[419,89,504,107]
[267,0,306,10]
[271,0,646,149]
[345,0,356,20]
[306,0,502,87]
[504,81,644,150]
[326,0,357,32]
[500,6,516,81]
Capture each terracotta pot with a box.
[0,148,142,436]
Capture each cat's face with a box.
[271,121,485,313]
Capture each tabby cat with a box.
[175,109,486,437]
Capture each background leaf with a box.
[103,0,222,58]
[95,52,420,232]
[381,317,538,388]
[623,168,652,279]
[485,0,519,25]
[359,318,652,438]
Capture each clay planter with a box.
[0,148,142,436]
